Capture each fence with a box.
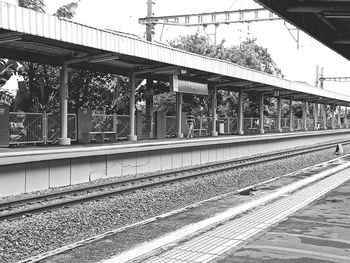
[8,112,344,145]
[9,112,77,145]
[9,112,44,145]
[116,115,131,139]
[90,114,131,140]
[46,113,77,143]
[166,116,176,137]
[91,114,114,133]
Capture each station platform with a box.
[1,129,350,197]
[217,173,350,263]
[1,129,349,165]
[103,158,350,263]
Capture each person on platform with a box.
[186,111,195,139]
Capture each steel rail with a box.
[0,139,348,220]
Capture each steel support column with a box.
[314,103,318,130]
[331,105,335,129]
[238,90,244,135]
[128,73,137,141]
[176,92,183,138]
[337,105,341,128]
[259,93,264,134]
[289,100,294,132]
[303,101,307,131]
[211,85,218,137]
[145,77,154,138]
[277,97,282,133]
[58,62,71,145]
[345,107,348,128]
[323,104,327,130]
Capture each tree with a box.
[10,0,132,114]
[18,0,45,12]
[54,1,80,19]
[168,33,282,117]
[0,59,23,106]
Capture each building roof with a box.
[254,0,350,62]
[1,1,350,106]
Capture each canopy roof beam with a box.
[65,53,120,65]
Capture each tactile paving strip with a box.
[142,167,350,263]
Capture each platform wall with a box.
[1,132,350,197]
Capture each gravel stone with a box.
[0,146,348,263]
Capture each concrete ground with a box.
[217,179,350,263]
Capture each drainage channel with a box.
[106,161,350,263]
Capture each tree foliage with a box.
[69,71,130,114]
[54,1,80,19]
[168,32,283,117]
[169,33,283,77]
[6,0,133,114]
[0,59,22,106]
[18,0,45,12]
[1,2,299,121]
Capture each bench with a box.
[90,131,117,143]
[193,128,207,137]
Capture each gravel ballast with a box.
[0,146,349,263]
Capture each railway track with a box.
[0,140,347,220]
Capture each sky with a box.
[43,0,350,96]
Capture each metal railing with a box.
[9,112,77,145]
[46,113,77,143]
[116,115,130,139]
[89,114,132,140]
[8,112,347,145]
[9,112,44,145]
[166,116,176,137]
[92,114,114,133]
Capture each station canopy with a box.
[254,0,350,62]
[1,1,350,106]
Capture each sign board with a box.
[171,75,208,95]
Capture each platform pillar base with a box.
[211,131,218,137]
[277,129,283,133]
[259,129,264,134]
[238,131,244,135]
[58,138,71,145]
[127,135,137,141]
[289,128,294,132]
[176,133,183,139]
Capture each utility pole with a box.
[145,0,155,138]
[315,64,319,88]
[320,66,324,89]
[146,0,153,41]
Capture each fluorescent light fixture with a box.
[323,12,350,19]
[89,55,119,63]
[180,69,187,75]
[0,36,21,44]
[333,39,350,44]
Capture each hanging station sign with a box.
[170,75,208,95]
